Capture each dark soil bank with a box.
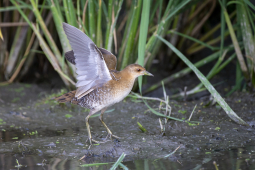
[0,83,255,169]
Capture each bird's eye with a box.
[137,68,141,72]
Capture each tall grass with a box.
[138,0,150,92]
[0,0,254,124]
[157,35,248,126]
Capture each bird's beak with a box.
[143,71,154,76]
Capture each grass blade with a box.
[157,35,248,126]
[104,0,113,48]
[0,6,28,12]
[52,0,64,21]
[6,15,31,76]
[10,0,74,86]
[67,0,78,27]
[143,100,190,122]
[119,163,128,170]
[144,51,221,94]
[110,153,126,170]
[237,0,255,73]
[144,0,173,68]
[219,0,249,80]
[243,0,255,11]
[138,0,150,92]
[96,0,102,46]
[121,0,142,69]
[167,30,219,51]
[176,51,236,98]
[63,0,70,22]
[80,162,109,167]
[137,122,147,132]
[220,0,226,59]
[88,0,96,42]
[48,0,72,53]
[106,0,123,51]
[30,0,62,61]
[165,0,192,22]
[31,24,75,85]
[0,33,35,86]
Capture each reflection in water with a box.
[0,146,255,170]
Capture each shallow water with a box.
[1,141,255,170]
[0,84,255,170]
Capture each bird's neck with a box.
[118,69,137,89]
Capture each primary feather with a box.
[63,23,112,99]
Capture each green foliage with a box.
[138,0,150,92]
[215,127,220,130]
[188,122,197,126]
[157,35,248,125]
[137,122,147,132]
[65,114,73,118]
[178,110,187,114]
[80,163,109,167]
[0,0,253,127]
[1,0,253,91]
[110,153,126,170]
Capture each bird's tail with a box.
[55,90,76,103]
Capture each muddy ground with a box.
[0,83,255,169]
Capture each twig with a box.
[213,161,219,170]
[0,22,29,27]
[164,145,181,158]
[188,104,197,121]
[159,118,164,133]
[177,160,182,165]
[117,15,128,33]
[191,0,216,36]
[165,96,169,116]
[183,86,187,101]
[82,0,89,26]
[79,155,86,161]
[154,145,181,162]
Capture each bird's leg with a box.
[99,108,121,140]
[85,111,106,147]
[85,114,93,145]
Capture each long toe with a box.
[105,133,122,140]
[92,138,110,144]
[111,134,122,139]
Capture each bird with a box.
[55,23,153,146]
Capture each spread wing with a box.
[65,48,117,70]
[63,23,112,99]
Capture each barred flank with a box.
[55,90,76,103]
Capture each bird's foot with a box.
[92,138,110,144]
[105,133,122,141]
[86,137,110,149]
[86,138,109,145]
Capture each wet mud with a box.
[0,83,255,169]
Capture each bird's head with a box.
[124,64,153,78]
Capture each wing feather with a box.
[63,23,112,98]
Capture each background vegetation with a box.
[0,0,254,124]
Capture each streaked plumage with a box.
[55,23,153,146]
